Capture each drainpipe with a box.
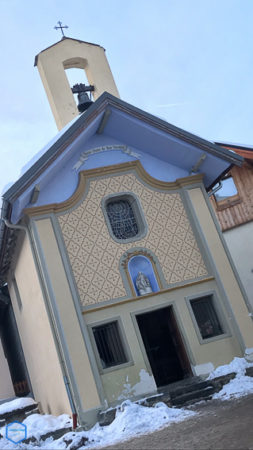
[2,218,27,233]
[2,211,78,429]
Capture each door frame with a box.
[131,301,195,385]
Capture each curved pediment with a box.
[24,160,203,217]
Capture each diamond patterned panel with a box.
[58,173,208,306]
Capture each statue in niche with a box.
[135,271,153,296]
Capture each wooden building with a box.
[210,143,253,308]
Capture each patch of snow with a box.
[22,413,71,440]
[207,357,253,380]
[0,412,71,449]
[20,115,80,177]
[0,400,195,449]
[45,400,196,449]
[212,375,253,401]
[0,397,36,415]
[208,357,253,401]
[245,347,253,354]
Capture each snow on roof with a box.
[20,115,81,177]
[1,114,81,197]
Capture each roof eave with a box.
[103,94,244,166]
[3,92,243,204]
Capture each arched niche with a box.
[128,255,159,296]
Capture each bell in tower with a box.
[34,36,119,130]
[71,83,94,113]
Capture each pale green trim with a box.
[130,301,196,378]
[201,184,253,317]
[50,214,106,406]
[87,315,134,374]
[183,188,246,353]
[101,192,148,244]
[30,218,85,413]
[185,290,232,345]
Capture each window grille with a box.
[190,296,223,339]
[106,199,138,240]
[93,321,128,368]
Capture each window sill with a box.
[197,331,232,345]
[99,360,134,375]
[215,195,241,211]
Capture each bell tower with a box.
[34,37,120,130]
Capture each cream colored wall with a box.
[84,278,241,405]
[8,232,71,416]
[224,222,253,309]
[188,188,253,350]
[36,39,119,130]
[0,338,14,400]
[34,218,101,412]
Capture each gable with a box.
[3,93,243,226]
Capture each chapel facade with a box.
[0,37,252,428]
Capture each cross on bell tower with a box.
[54,21,68,37]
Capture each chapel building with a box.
[0,36,252,427]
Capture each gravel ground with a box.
[104,394,253,450]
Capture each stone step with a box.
[246,367,253,377]
[23,426,72,445]
[98,408,117,427]
[170,385,216,406]
[0,403,38,425]
[168,380,212,400]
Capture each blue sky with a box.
[1,0,253,195]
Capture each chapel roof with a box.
[0,92,244,283]
[3,92,243,204]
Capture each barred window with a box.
[92,321,128,369]
[190,296,223,340]
[106,199,138,240]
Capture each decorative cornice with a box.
[24,161,204,217]
[82,276,215,314]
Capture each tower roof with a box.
[34,37,105,66]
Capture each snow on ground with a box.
[0,397,36,415]
[0,401,195,449]
[212,374,253,401]
[1,357,253,449]
[208,356,253,379]
[0,412,71,449]
[41,400,196,450]
[23,413,71,440]
[208,357,253,401]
